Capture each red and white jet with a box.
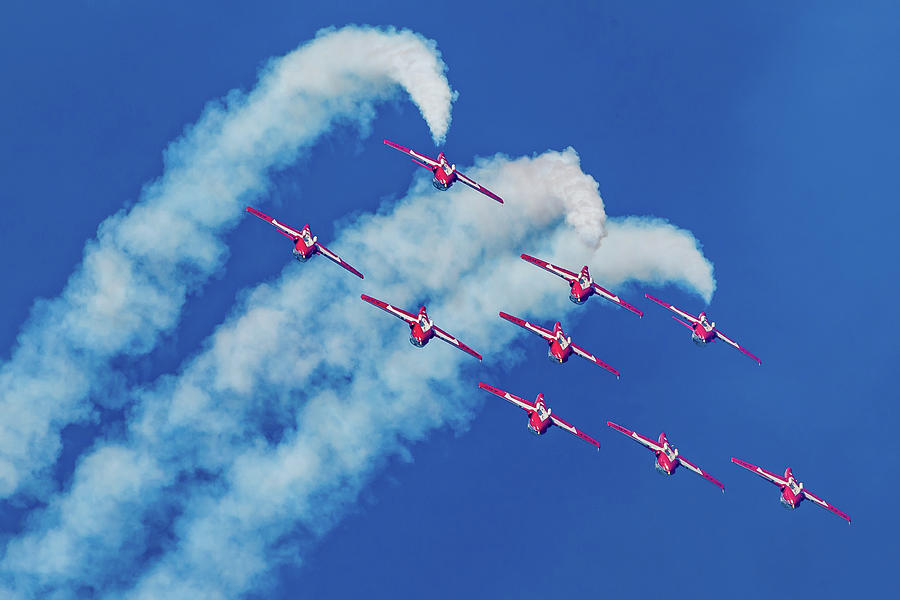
[644,293,760,364]
[731,458,850,524]
[498,312,619,378]
[361,294,482,360]
[478,382,601,450]
[607,421,724,491]
[245,206,363,279]
[383,139,504,204]
[520,253,642,316]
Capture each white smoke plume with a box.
[0,149,714,598]
[0,26,456,499]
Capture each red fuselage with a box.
[568,271,594,304]
[547,325,574,363]
[691,312,717,345]
[431,152,458,191]
[653,433,681,475]
[291,227,316,261]
[408,309,436,347]
[527,395,553,435]
[779,468,805,509]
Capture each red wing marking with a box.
[383,139,440,169]
[731,457,788,487]
[455,171,504,204]
[498,312,554,341]
[802,489,851,524]
[519,254,578,282]
[360,295,416,324]
[678,456,725,492]
[477,382,536,412]
[715,330,761,365]
[314,242,364,279]
[591,283,643,317]
[433,325,482,360]
[246,206,301,239]
[606,421,663,452]
[644,294,700,324]
[550,414,601,450]
[571,342,619,378]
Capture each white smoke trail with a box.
[0,26,455,499]
[0,149,714,598]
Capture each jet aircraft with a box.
[607,421,724,491]
[520,253,642,316]
[383,139,504,204]
[245,206,363,278]
[644,293,760,364]
[361,294,482,360]
[478,383,601,449]
[731,457,850,523]
[498,312,619,378]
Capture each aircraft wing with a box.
[606,421,663,452]
[246,206,302,239]
[715,330,761,365]
[455,170,504,204]
[571,342,620,378]
[498,312,554,342]
[478,382,536,412]
[433,325,482,360]
[314,242,364,279]
[731,457,788,487]
[519,254,578,282]
[802,489,851,524]
[644,294,700,324]
[678,455,726,492]
[383,139,440,169]
[360,294,416,324]
[550,413,601,450]
[592,283,643,317]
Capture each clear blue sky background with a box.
[1,1,896,597]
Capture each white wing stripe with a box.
[317,246,338,261]
[548,265,575,279]
[524,323,552,339]
[633,433,662,451]
[757,467,786,485]
[504,393,533,411]
[385,305,414,322]
[271,219,299,237]
[550,417,576,434]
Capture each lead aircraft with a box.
[731,458,850,523]
[520,254,642,316]
[361,294,482,360]
[383,139,504,204]
[245,206,363,278]
[644,293,760,364]
[478,383,601,450]
[607,421,724,491]
[498,312,619,378]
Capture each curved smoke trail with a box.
[0,26,456,499]
[1,148,714,598]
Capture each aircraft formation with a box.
[244,138,851,525]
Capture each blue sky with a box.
[1,2,896,598]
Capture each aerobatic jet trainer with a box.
[607,421,724,491]
[383,139,504,204]
[245,206,363,278]
[520,253,642,316]
[498,312,619,378]
[644,294,760,364]
[478,383,601,450]
[361,294,482,360]
[731,458,850,523]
